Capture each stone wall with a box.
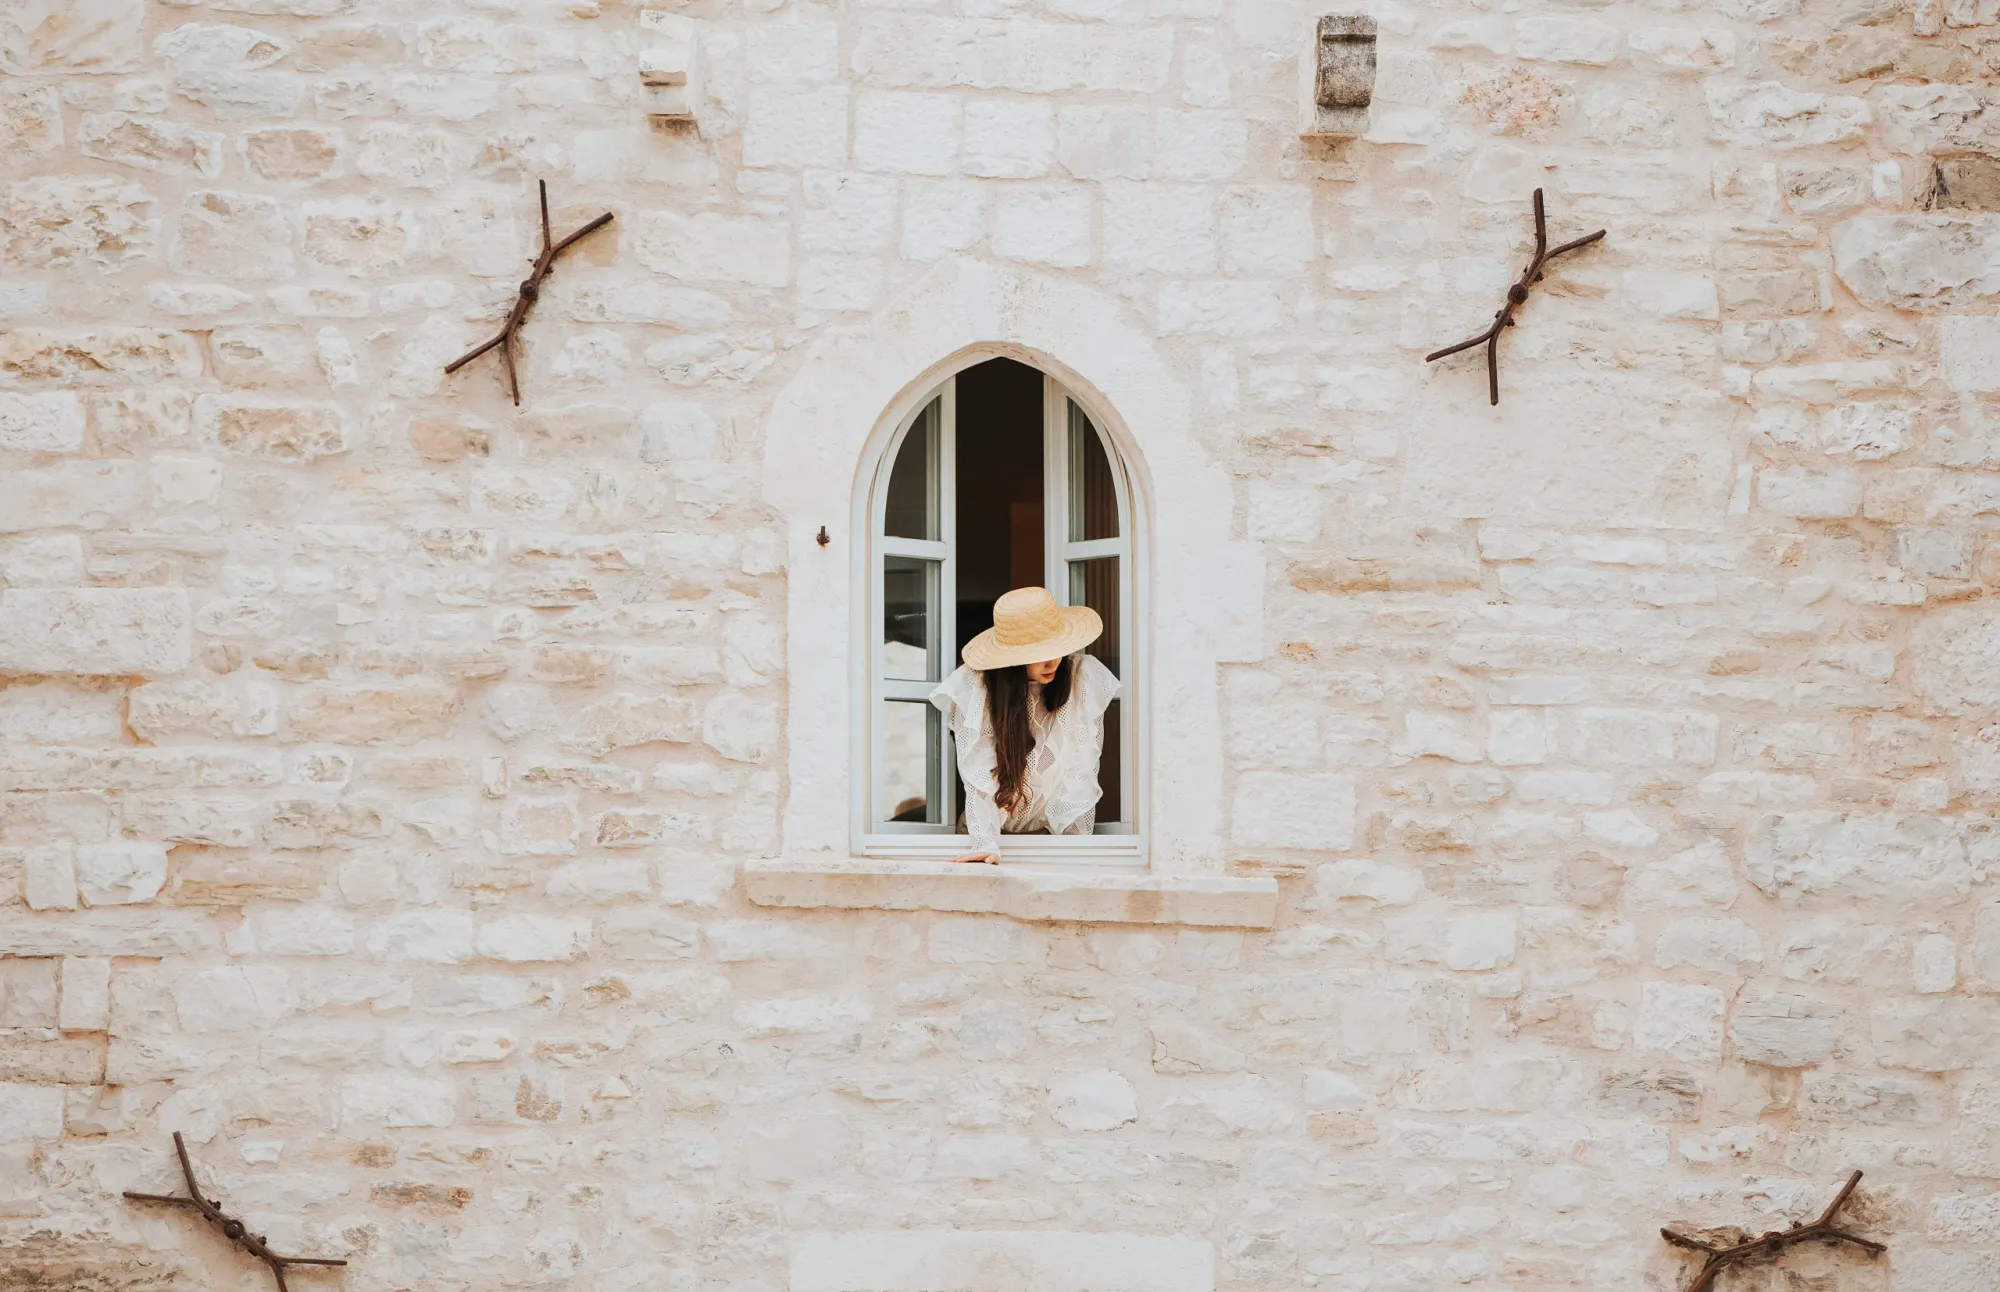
[6,0,2000,1287]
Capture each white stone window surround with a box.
[759,258,1275,925]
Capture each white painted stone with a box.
[1048,1070,1138,1131]
[73,842,167,906]
[792,1231,1213,1292]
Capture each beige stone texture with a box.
[6,0,2000,1284]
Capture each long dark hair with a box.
[983,657,1074,813]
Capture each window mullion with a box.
[939,377,959,827]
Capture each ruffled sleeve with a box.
[1043,654,1122,836]
[930,666,1003,856]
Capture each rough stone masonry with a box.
[6,0,2000,1287]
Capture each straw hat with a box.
[962,587,1102,670]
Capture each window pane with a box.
[1069,401,1119,542]
[956,358,1044,659]
[885,399,938,540]
[884,556,937,681]
[881,700,941,824]
[1068,555,1120,677]
[1098,698,1122,824]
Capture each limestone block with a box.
[1833,215,2000,308]
[1444,914,1516,970]
[1153,1075,1293,1135]
[57,958,111,1031]
[172,191,293,279]
[368,909,475,964]
[336,1074,455,1127]
[500,798,578,856]
[0,86,62,156]
[0,588,191,675]
[128,680,278,740]
[78,114,224,178]
[1913,603,2000,715]
[735,988,871,1037]
[87,388,193,450]
[1728,987,1842,1067]
[964,100,1054,179]
[1,177,156,269]
[1150,1021,1247,1074]
[1748,813,1969,903]
[1232,772,1356,852]
[1654,917,1763,973]
[1706,82,1867,147]
[1628,28,1734,71]
[242,126,343,181]
[1104,184,1215,274]
[742,1114,852,1182]
[743,86,849,170]
[74,842,167,907]
[599,909,700,960]
[566,693,697,756]
[1311,860,1421,907]
[194,394,351,459]
[0,392,83,452]
[0,1082,65,1142]
[475,914,590,962]
[1758,468,1862,518]
[0,329,199,385]
[1871,998,2000,1071]
[289,684,460,743]
[1634,981,1725,1062]
[0,0,144,73]
[849,17,1174,94]
[1047,1071,1137,1131]
[172,965,292,1033]
[225,906,355,956]
[1516,17,1620,65]
[702,693,778,763]
[21,844,76,911]
[993,188,1092,268]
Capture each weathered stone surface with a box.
[0,589,190,675]
[0,392,85,452]
[171,190,293,279]
[194,394,351,459]
[1746,814,1970,904]
[0,329,199,385]
[1833,215,2000,308]
[1913,604,2000,715]
[1872,998,2000,1071]
[1728,986,1842,1067]
[1,177,156,269]
[0,0,144,73]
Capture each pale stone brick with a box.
[1049,1070,1137,1131]
[1872,998,2000,1071]
[854,91,959,176]
[1104,183,1215,274]
[963,100,1055,179]
[22,843,77,912]
[1634,981,1725,1061]
[0,1083,65,1141]
[901,180,984,259]
[993,187,1092,268]
[0,86,63,156]
[744,86,849,170]
[172,965,292,1033]
[1,177,156,269]
[0,588,190,675]
[74,842,167,906]
[635,210,790,287]
[337,1074,455,1127]
[1232,771,1355,851]
[475,914,590,962]
[745,21,839,83]
[1058,106,1153,180]
[1516,18,1621,65]
[1941,316,2000,391]
[57,957,111,1031]
[1154,110,1246,181]
[1157,282,1280,337]
[0,392,84,452]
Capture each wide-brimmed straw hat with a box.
[962,586,1102,670]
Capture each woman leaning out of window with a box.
[929,586,1121,864]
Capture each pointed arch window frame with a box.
[854,358,1146,866]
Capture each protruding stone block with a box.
[1307,15,1375,137]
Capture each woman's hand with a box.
[949,851,1001,865]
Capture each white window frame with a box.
[856,362,1145,866]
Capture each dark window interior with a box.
[954,357,1044,659]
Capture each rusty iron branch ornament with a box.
[1424,187,1606,406]
[444,179,615,406]
[124,1132,349,1292]
[1660,1169,1885,1292]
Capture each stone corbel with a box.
[639,10,697,120]
[1305,14,1376,138]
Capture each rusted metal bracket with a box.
[1660,1169,1885,1292]
[1424,187,1605,406]
[124,1132,348,1292]
[443,179,615,407]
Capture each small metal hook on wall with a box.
[816,526,830,548]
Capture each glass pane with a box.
[1098,699,1122,824]
[1068,555,1120,677]
[1069,401,1119,542]
[885,399,938,540]
[884,556,937,681]
[881,700,941,824]
[956,358,1044,659]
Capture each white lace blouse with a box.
[929,654,1121,857]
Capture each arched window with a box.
[862,355,1140,863]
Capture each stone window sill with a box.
[740,858,1278,929]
